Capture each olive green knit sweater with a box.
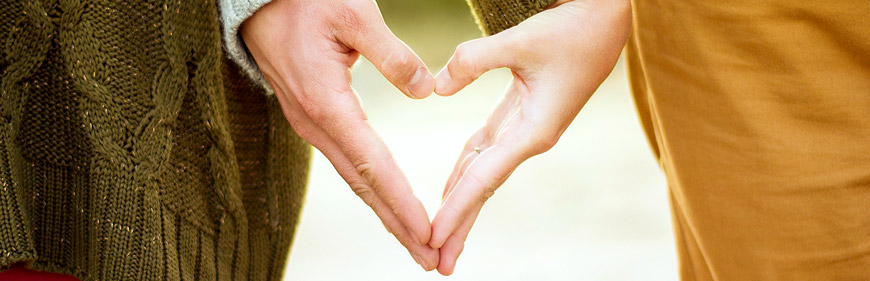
[0,0,551,280]
[0,1,310,280]
[466,0,556,35]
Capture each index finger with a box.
[287,47,433,245]
[309,90,432,246]
[429,143,527,249]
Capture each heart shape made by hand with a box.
[242,0,630,276]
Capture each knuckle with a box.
[354,152,392,187]
[295,90,345,125]
[281,103,315,139]
[281,95,324,142]
[350,181,377,206]
[462,171,495,204]
[451,42,477,78]
[382,49,417,84]
[287,118,314,141]
[481,187,497,202]
[442,203,464,219]
[331,0,368,37]
[455,243,466,255]
[354,161,377,183]
[298,96,327,121]
[524,130,560,156]
[511,117,561,156]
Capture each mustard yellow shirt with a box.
[626,1,870,280]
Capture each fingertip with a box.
[407,67,435,99]
[424,252,440,272]
[434,67,457,96]
[437,265,455,276]
[403,204,432,246]
[436,256,455,275]
[412,254,434,272]
[436,253,457,276]
[427,224,448,249]
[413,245,440,271]
[412,224,431,246]
[423,262,437,272]
[429,199,464,249]
[437,234,466,276]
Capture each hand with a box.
[241,0,438,270]
[428,0,632,275]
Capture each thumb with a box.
[434,33,520,96]
[339,8,434,99]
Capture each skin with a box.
[240,0,439,271]
[429,0,633,275]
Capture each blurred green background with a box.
[283,1,677,280]
[378,0,483,68]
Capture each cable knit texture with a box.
[466,0,556,35]
[0,1,311,280]
[221,0,274,94]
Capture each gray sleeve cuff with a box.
[220,0,275,94]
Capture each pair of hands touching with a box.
[242,0,630,275]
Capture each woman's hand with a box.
[241,0,438,271]
[429,0,632,275]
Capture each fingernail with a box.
[412,253,428,269]
[434,67,451,94]
[408,67,433,99]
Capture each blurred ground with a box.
[283,1,677,280]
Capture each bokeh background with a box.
[283,1,677,280]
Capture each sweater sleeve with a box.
[220,0,275,93]
[466,0,557,35]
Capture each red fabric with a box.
[0,263,80,281]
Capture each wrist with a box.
[221,0,277,93]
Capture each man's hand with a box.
[429,0,632,275]
[241,0,438,270]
